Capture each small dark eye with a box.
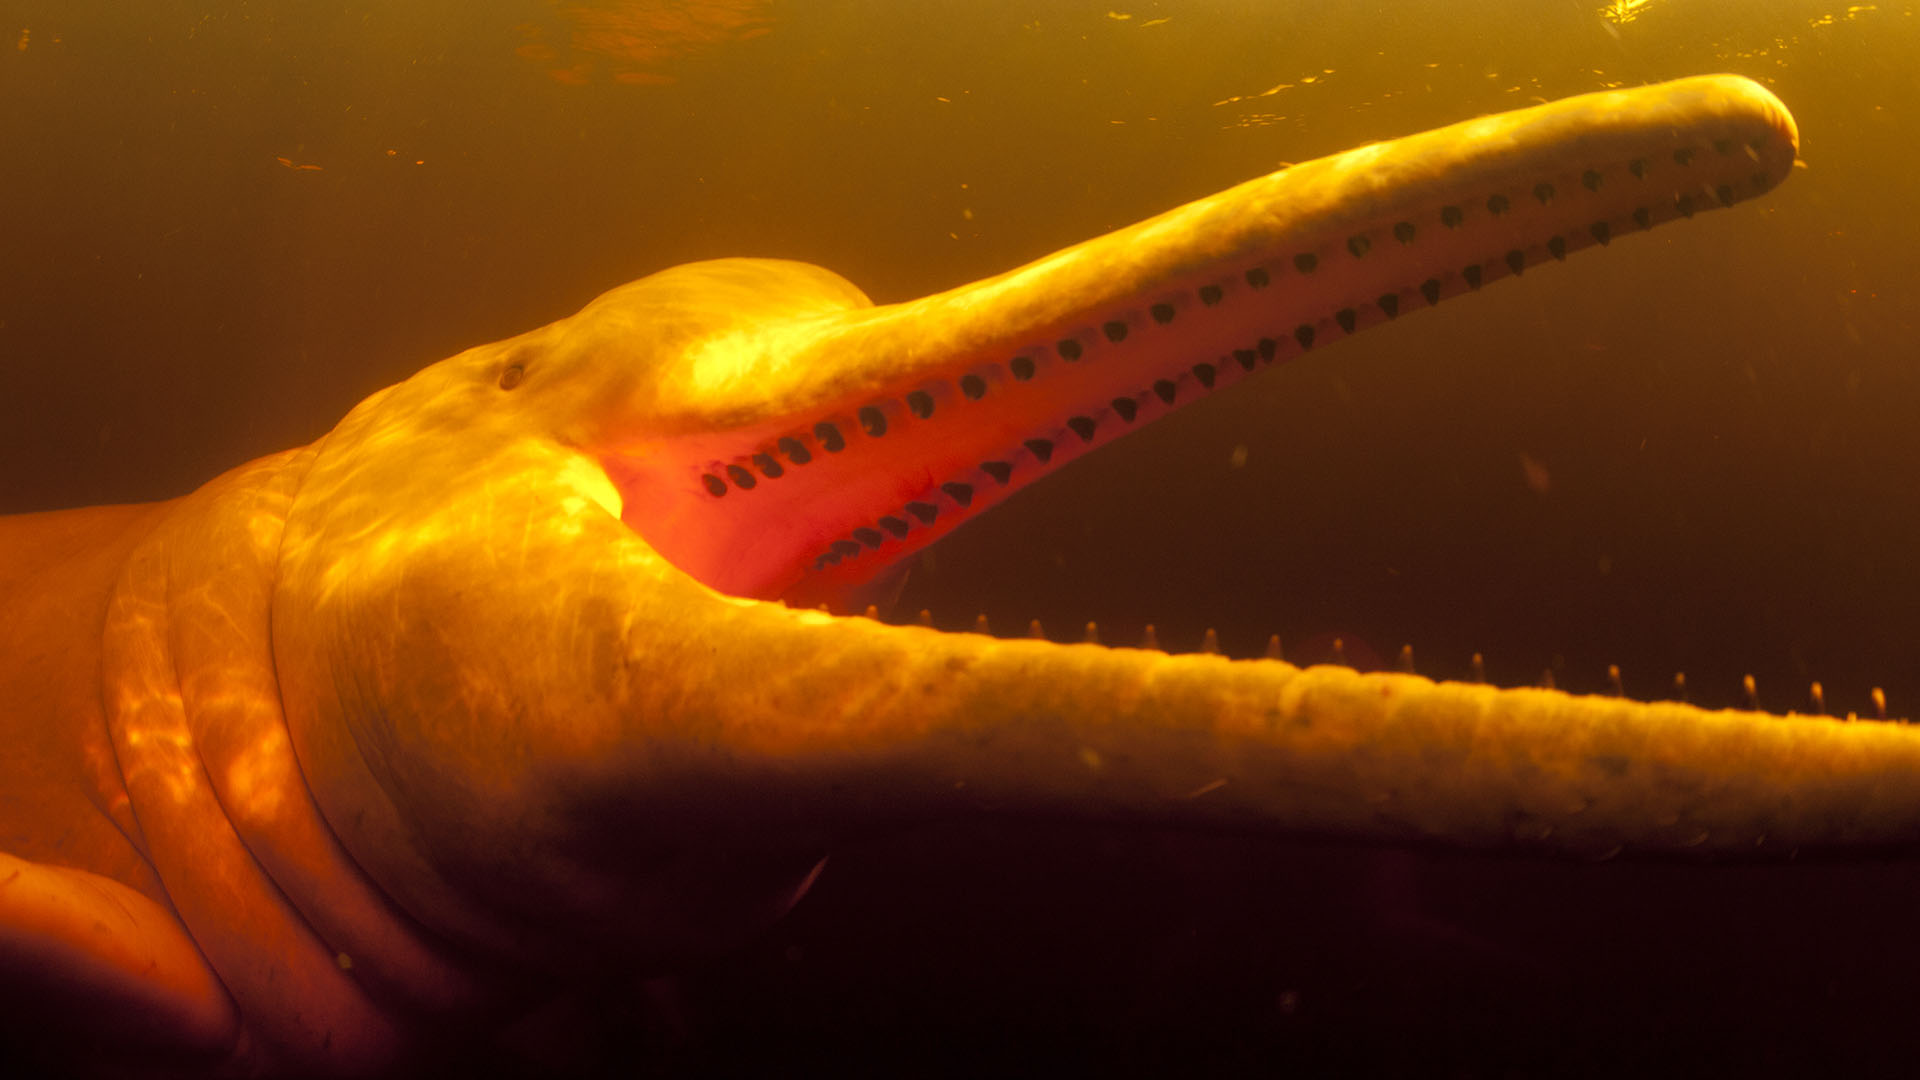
[499,364,524,390]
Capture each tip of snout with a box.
[1693,73,1801,187]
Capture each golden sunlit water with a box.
[4,0,1920,1074]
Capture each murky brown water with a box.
[4,1,1919,1073]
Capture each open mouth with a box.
[591,75,1819,714]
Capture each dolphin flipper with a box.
[0,849,238,1066]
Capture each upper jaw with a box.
[568,75,1797,610]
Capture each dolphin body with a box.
[1,75,1868,1075]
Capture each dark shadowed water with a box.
[5,1,1920,1074]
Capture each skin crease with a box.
[2,72,1909,1076]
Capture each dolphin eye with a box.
[499,364,525,390]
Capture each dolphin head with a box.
[257,76,1842,978]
